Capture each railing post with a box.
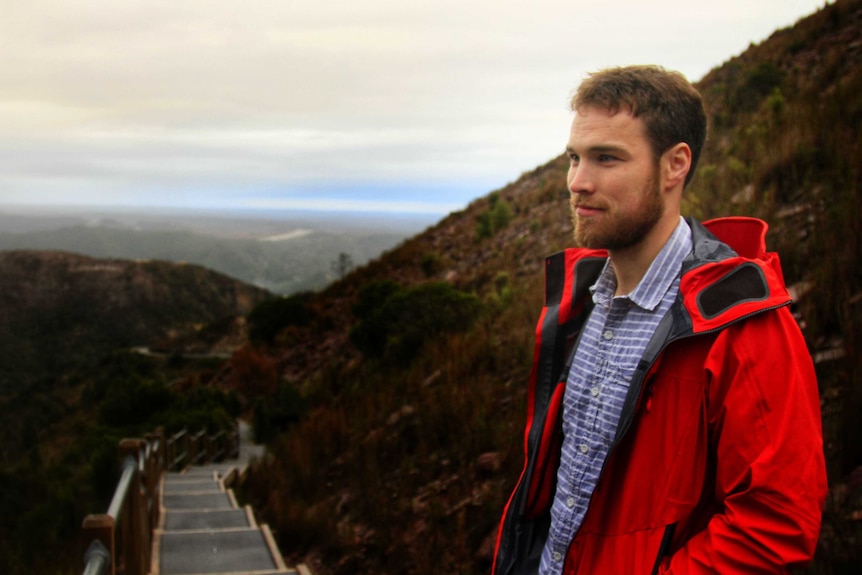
[119,439,149,575]
[144,429,164,539]
[82,514,115,575]
[190,430,206,465]
[205,431,213,462]
[183,428,191,468]
[233,420,240,459]
[188,429,196,466]
[169,431,176,471]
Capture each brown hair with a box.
[571,65,707,187]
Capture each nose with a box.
[567,163,595,196]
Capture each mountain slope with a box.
[0,249,276,574]
[235,2,862,574]
[0,250,272,394]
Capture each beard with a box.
[571,173,663,250]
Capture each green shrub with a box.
[247,293,314,343]
[730,61,785,113]
[352,280,403,320]
[98,379,172,429]
[421,252,443,278]
[477,193,514,239]
[350,282,482,364]
[253,383,308,443]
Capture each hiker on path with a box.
[493,65,826,575]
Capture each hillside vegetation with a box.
[0,250,271,394]
[0,251,270,574]
[233,2,862,574]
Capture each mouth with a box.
[574,203,605,217]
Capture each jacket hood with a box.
[680,217,791,334]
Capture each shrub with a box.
[421,252,443,278]
[247,293,313,344]
[730,61,785,113]
[97,379,172,429]
[253,383,308,443]
[352,280,403,320]
[477,193,514,239]
[228,346,280,400]
[350,282,482,364]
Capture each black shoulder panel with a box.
[696,262,769,320]
[545,252,566,306]
[574,258,607,301]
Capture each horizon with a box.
[0,201,443,236]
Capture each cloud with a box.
[0,0,829,213]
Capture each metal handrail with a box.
[106,455,137,521]
[80,423,241,575]
[82,540,111,575]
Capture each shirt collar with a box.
[591,217,692,311]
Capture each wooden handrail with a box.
[80,423,240,575]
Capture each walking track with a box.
[150,423,310,575]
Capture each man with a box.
[492,66,826,574]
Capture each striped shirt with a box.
[539,217,692,574]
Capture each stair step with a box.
[163,492,234,510]
[157,528,284,575]
[164,480,222,494]
[163,508,255,531]
[151,438,304,575]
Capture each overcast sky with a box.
[0,0,830,216]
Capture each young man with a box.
[492,66,826,574]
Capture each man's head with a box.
[570,65,706,188]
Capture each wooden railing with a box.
[80,424,240,575]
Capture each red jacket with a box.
[493,217,827,574]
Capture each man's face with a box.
[566,105,664,251]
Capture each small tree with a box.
[332,252,354,279]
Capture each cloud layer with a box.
[0,0,828,214]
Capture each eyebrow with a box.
[565,144,628,156]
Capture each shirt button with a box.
[579,443,589,454]
[566,497,576,508]
[590,386,600,397]
[553,552,563,562]
[603,329,614,340]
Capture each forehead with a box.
[568,105,650,152]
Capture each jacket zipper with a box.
[650,523,677,575]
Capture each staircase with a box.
[152,462,307,575]
[80,422,309,575]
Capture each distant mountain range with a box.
[0,208,434,294]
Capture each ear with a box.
[661,143,692,191]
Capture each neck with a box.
[609,215,680,296]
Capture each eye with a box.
[597,153,617,162]
[569,153,580,165]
